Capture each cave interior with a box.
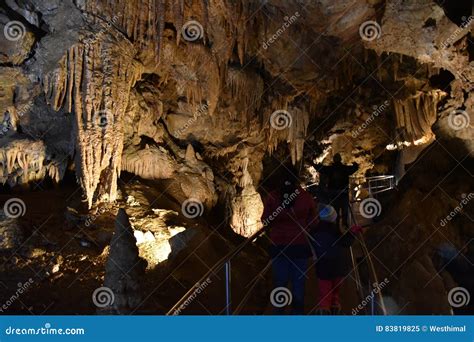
[0,0,472,315]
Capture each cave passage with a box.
[0,0,472,317]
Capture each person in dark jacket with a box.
[316,153,358,227]
[261,164,318,314]
[312,204,362,314]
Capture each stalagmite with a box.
[228,184,264,238]
[101,208,147,314]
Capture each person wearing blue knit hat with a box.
[319,204,337,223]
[311,204,362,314]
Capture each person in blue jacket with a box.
[312,204,362,314]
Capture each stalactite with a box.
[173,0,184,45]
[226,67,263,123]
[393,90,446,143]
[202,0,209,42]
[265,96,309,165]
[0,140,66,186]
[266,96,291,155]
[156,0,165,63]
[78,0,168,63]
[43,29,142,208]
[287,106,309,164]
[122,144,176,180]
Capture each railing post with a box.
[225,261,232,315]
[371,285,376,315]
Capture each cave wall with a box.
[0,0,472,240]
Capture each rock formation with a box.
[101,208,147,314]
[0,0,472,314]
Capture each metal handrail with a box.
[350,175,395,202]
[233,260,272,315]
[166,225,269,315]
[168,178,392,315]
[349,245,365,309]
[349,205,387,315]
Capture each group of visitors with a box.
[261,155,361,315]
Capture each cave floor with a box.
[0,178,362,315]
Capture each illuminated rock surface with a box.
[0,0,471,315]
